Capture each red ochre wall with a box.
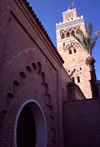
[63,99,100,147]
[0,0,70,146]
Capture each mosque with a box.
[0,0,100,147]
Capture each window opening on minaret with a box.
[77,76,80,83]
[74,49,76,53]
[80,67,82,70]
[72,77,75,83]
[66,32,70,37]
[69,49,72,54]
[61,33,65,39]
[63,43,65,47]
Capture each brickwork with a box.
[63,99,100,147]
[0,0,66,146]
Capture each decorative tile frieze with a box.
[56,18,84,30]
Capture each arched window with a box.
[61,33,65,39]
[77,76,80,83]
[63,43,65,47]
[66,32,70,37]
[69,49,72,54]
[74,48,76,53]
[71,30,74,36]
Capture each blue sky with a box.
[27,0,100,80]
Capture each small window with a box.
[69,49,72,54]
[61,33,65,39]
[66,32,70,37]
[71,30,74,35]
[77,76,80,83]
[72,77,75,83]
[80,67,82,70]
[74,49,76,53]
[63,43,65,47]
[68,70,70,73]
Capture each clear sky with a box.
[27,0,100,80]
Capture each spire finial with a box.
[68,5,71,10]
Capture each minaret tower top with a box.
[56,6,85,33]
[62,6,78,23]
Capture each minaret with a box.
[56,6,93,98]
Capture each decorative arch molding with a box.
[32,62,37,70]
[63,41,80,52]
[14,99,47,147]
[37,61,42,74]
[66,25,80,33]
[60,25,80,39]
[69,66,83,76]
[5,92,15,109]
[0,109,8,121]
[2,60,56,146]
[26,65,32,72]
